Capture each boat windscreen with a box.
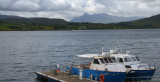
[93,59,100,64]
[136,56,140,61]
[117,58,123,63]
[108,58,113,63]
[99,58,105,64]
[131,57,137,61]
[104,58,109,63]
[124,57,132,62]
[111,58,118,63]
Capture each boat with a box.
[74,47,156,81]
[66,48,130,82]
[66,55,127,82]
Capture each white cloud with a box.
[0,0,160,20]
[11,0,40,11]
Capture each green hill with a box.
[130,14,160,27]
[0,14,68,31]
[0,18,68,26]
[115,14,160,28]
[0,14,67,25]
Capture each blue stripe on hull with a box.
[126,69,156,81]
[70,67,126,82]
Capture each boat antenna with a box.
[102,45,105,55]
[114,44,117,51]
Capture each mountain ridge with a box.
[70,13,142,23]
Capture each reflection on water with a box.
[0,29,160,82]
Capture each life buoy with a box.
[99,74,105,82]
[89,62,91,68]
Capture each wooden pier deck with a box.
[35,71,92,82]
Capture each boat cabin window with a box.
[104,58,109,63]
[117,58,123,63]
[131,57,137,61]
[99,58,105,64]
[108,58,113,63]
[111,58,117,63]
[93,59,100,64]
[124,57,132,62]
[136,56,140,61]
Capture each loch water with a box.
[0,29,160,82]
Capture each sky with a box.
[0,0,160,21]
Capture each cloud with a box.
[40,0,71,11]
[0,0,160,20]
[11,0,40,11]
[105,0,160,17]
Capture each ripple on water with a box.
[12,66,24,68]
[9,54,16,56]
[1,79,17,82]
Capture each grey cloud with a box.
[40,0,71,11]
[0,0,41,11]
[0,0,71,11]
[11,0,40,11]
[0,0,108,12]
[0,0,15,11]
[141,0,156,2]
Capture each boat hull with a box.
[69,67,126,82]
[125,69,156,81]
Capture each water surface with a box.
[0,29,160,82]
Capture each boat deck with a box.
[35,71,92,82]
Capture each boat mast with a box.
[102,45,105,55]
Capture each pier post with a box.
[79,69,82,80]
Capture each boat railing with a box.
[69,61,90,65]
[49,62,90,73]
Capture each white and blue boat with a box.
[67,54,127,82]
[67,47,156,82]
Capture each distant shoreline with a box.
[0,28,160,31]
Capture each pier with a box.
[35,71,160,82]
[35,71,92,82]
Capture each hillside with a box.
[0,14,68,25]
[130,14,160,27]
[0,14,68,31]
[0,14,22,19]
[115,14,160,28]
[70,13,141,23]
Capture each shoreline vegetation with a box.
[0,22,159,31]
[0,14,160,31]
